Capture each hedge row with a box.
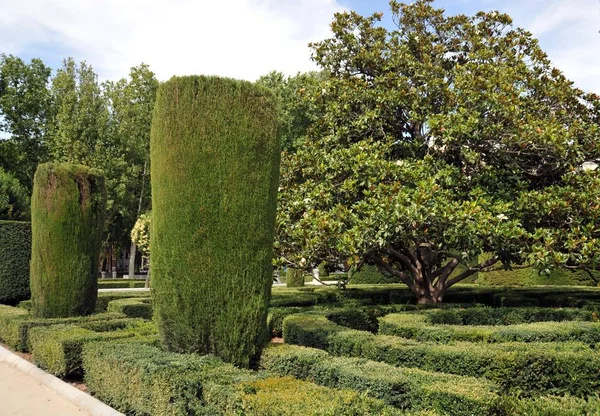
[82,341,400,415]
[423,306,598,326]
[379,313,600,343]
[282,314,600,397]
[29,321,149,377]
[261,344,499,415]
[269,284,600,309]
[96,291,150,312]
[0,305,124,351]
[0,221,31,305]
[97,279,147,289]
[106,298,152,319]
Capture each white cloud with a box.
[0,0,345,81]
[488,0,600,93]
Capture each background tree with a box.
[104,64,158,275]
[0,167,29,220]
[276,0,600,303]
[50,59,158,266]
[0,55,53,189]
[256,71,325,152]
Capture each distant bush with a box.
[351,264,402,285]
[106,298,152,319]
[0,221,31,305]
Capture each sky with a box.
[0,0,598,93]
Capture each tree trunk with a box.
[127,242,136,279]
[415,289,444,304]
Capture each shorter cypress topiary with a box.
[30,163,106,318]
[0,221,31,305]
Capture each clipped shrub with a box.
[0,307,124,351]
[351,264,401,285]
[96,291,151,312]
[97,279,147,289]
[270,287,339,307]
[286,268,305,287]
[379,313,600,343]
[261,345,500,415]
[228,376,400,416]
[283,314,600,397]
[107,298,152,319]
[499,395,600,415]
[151,75,280,367]
[29,323,141,377]
[83,341,219,415]
[426,306,597,326]
[30,163,106,318]
[0,221,31,305]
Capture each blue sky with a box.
[1,0,598,92]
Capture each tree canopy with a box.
[276,0,600,303]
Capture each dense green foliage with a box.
[0,305,124,351]
[0,168,30,220]
[256,71,325,152]
[283,314,600,397]
[83,341,397,415]
[0,221,31,304]
[379,313,600,343]
[262,345,499,415]
[29,322,145,377]
[286,268,305,287]
[30,163,106,318]
[151,76,280,367]
[1,55,158,254]
[106,298,152,319]
[276,0,600,303]
[0,55,52,188]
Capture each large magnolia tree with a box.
[276,0,600,303]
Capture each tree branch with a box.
[380,247,419,277]
[370,253,414,290]
[445,256,500,288]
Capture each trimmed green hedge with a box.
[96,291,150,312]
[498,395,600,415]
[82,341,398,415]
[270,287,340,308]
[283,314,600,397]
[30,163,106,318]
[29,323,144,377]
[261,344,500,415]
[151,75,280,367]
[0,221,31,305]
[379,313,600,343]
[424,306,598,326]
[0,305,124,351]
[97,279,147,289]
[107,298,152,319]
[351,264,402,285]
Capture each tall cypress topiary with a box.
[151,76,280,368]
[30,163,106,318]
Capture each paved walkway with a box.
[0,361,89,416]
